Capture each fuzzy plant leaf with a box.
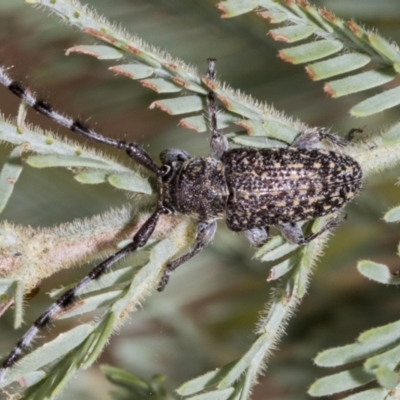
[0,145,24,213]
[0,113,151,195]
[311,288,400,396]
[357,260,400,285]
[185,388,235,400]
[308,366,376,397]
[279,39,344,64]
[315,319,400,367]
[217,0,258,18]
[269,23,315,43]
[324,68,397,98]
[341,388,388,400]
[266,258,295,281]
[306,53,371,81]
[66,44,124,60]
[0,278,24,328]
[215,0,400,116]
[383,204,400,222]
[257,241,298,262]
[22,0,315,153]
[0,324,94,388]
[102,365,172,400]
[1,218,195,394]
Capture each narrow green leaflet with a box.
[49,262,145,298]
[180,115,207,132]
[232,135,286,149]
[74,169,108,184]
[0,145,24,213]
[56,290,123,319]
[181,112,239,133]
[186,388,235,400]
[109,63,154,80]
[364,343,400,372]
[150,96,203,115]
[0,278,23,328]
[178,368,223,396]
[66,44,123,59]
[218,334,266,389]
[375,366,398,390]
[0,116,132,174]
[102,365,153,396]
[325,68,396,98]
[357,260,400,285]
[306,53,371,81]
[368,33,400,63]
[342,388,387,400]
[255,235,284,257]
[308,366,375,397]
[351,86,400,116]
[236,118,298,142]
[17,371,47,389]
[217,0,258,18]
[80,313,117,370]
[383,121,400,144]
[26,154,112,169]
[0,324,94,388]
[261,120,300,143]
[258,242,297,262]
[269,24,315,43]
[107,172,152,194]
[267,258,295,281]
[383,205,400,222]
[279,40,343,64]
[315,324,400,367]
[141,78,182,93]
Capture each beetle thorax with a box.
[161,156,229,222]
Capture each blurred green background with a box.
[0,1,400,399]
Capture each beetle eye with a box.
[162,204,173,215]
[159,165,171,177]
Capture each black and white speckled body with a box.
[161,146,362,230]
[223,147,362,229]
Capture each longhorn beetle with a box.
[0,59,362,385]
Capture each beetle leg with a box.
[345,128,364,141]
[292,128,347,150]
[245,227,269,247]
[278,214,346,245]
[206,58,229,159]
[157,221,217,291]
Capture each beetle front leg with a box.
[278,214,346,245]
[157,220,217,291]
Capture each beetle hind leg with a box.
[292,128,348,150]
[278,214,346,245]
[157,221,217,291]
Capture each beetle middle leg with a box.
[245,227,269,248]
[206,58,229,159]
[157,221,217,291]
[278,214,346,245]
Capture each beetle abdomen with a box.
[222,147,362,231]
